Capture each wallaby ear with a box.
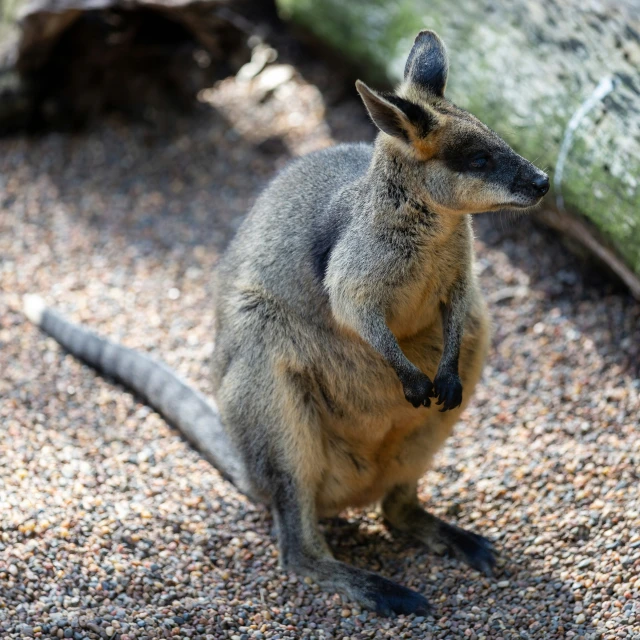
[356,80,412,140]
[356,79,438,143]
[404,30,449,96]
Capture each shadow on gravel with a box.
[1,1,376,272]
[312,515,603,637]
[22,103,282,259]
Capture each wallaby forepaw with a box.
[403,371,433,408]
[433,372,463,411]
[364,574,431,616]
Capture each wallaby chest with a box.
[386,236,466,339]
[310,324,446,515]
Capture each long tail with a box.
[23,295,253,497]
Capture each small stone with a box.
[341,609,351,618]
[575,613,586,624]
[497,580,510,588]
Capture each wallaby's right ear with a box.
[404,30,448,96]
[356,79,437,142]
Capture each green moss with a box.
[0,0,23,43]
[561,136,640,274]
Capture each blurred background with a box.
[1,1,639,639]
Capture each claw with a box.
[366,575,431,616]
[431,373,463,412]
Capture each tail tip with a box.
[23,294,46,325]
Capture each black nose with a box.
[532,174,550,195]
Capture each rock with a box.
[277,0,640,292]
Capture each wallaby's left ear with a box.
[404,30,449,96]
[356,80,413,140]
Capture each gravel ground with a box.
[1,28,639,640]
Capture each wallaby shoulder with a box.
[216,143,373,315]
[228,142,372,250]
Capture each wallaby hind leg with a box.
[382,483,496,576]
[216,344,430,616]
[272,474,430,616]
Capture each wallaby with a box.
[24,30,549,615]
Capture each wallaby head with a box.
[356,30,549,215]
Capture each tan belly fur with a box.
[315,300,490,517]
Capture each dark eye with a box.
[468,153,489,170]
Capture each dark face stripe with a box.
[431,115,545,199]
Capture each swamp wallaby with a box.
[24,30,549,615]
